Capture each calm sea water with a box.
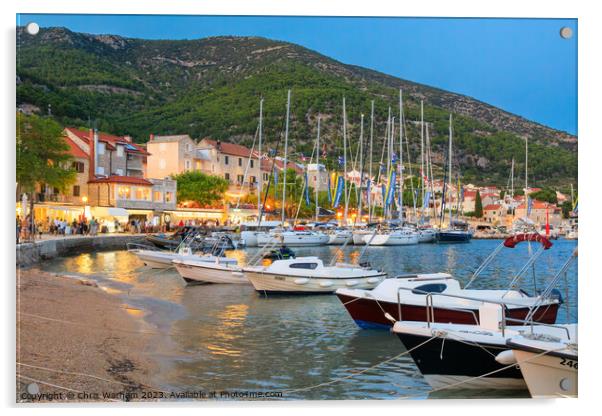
[42,239,577,400]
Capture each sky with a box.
[17,14,578,135]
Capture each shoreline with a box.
[16,267,160,402]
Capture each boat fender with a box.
[294,278,310,285]
[345,280,359,287]
[367,277,381,284]
[495,350,517,365]
[319,281,333,288]
[232,272,245,277]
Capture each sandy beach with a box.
[16,267,160,402]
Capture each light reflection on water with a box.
[42,239,577,400]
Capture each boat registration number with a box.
[274,276,285,281]
[560,358,578,370]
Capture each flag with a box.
[386,171,397,206]
[424,191,431,208]
[273,168,279,186]
[573,203,578,214]
[304,172,310,206]
[545,205,550,237]
[327,173,332,203]
[527,197,533,216]
[366,179,371,206]
[338,156,345,167]
[391,152,398,163]
[322,144,327,158]
[333,176,345,208]
[381,184,386,203]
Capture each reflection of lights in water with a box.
[122,304,145,317]
[100,286,123,295]
[73,253,94,274]
[205,304,248,357]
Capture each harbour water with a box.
[42,239,577,400]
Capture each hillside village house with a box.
[146,134,211,178]
[514,200,562,228]
[26,128,177,229]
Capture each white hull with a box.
[133,250,237,269]
[328,231,353,245]
[418,230,437,243]
[512,350,577,398]
[363,233,419,246]
[245,271,385,293]
[424,375,527,391]
[352,231,371,245]
[257,233,329,247]
[174,260,248,284]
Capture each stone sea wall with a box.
[16,235,146,267]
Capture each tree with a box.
[171,171,229,207]
[561,201,572,219]
[17,113,76,196]
[474,190,483,218]
[529,188,558,204]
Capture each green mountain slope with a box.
[16,27,577,188]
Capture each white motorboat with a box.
[362,228,418,246]
[337,233,564,328]
[173,258,248,285]
[327,228,353,245]
[243,257,386,294]
[256,229,329,247]
[392,304,574,391]
[130,245,237,269]
[505,324,577,398]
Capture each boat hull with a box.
[352,232,370,245]
[174,261,248,284]
[245,271,386,294]
[328,232,353,245]
[510,346,578,398]
[395,332,526,390]
[257,234,329,247]
[336,293,560,329]
[436,231,472,243]
[133,250,237,269]
[363,233,419,246]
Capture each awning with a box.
[91,206,130,219]
[38,205,85,213]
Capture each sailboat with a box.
[257,91,328,247]
[437,114,473,243]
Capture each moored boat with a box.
[244,257,386,294]
[173,258,247,284]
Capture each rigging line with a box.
[281,335,437,395]
[292,138,317,224]
[17,362,170,394]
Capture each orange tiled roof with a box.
[65,127,150,156]
[63,137,88,159]
[88,175,153,186]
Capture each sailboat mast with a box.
[427,123,436,220]
[368,101,374,222]
[448,114,453,227]
[343,97,348,225]
[510,157,514,199]
[315,115,321,223]
[420,100,425,223]
[385,108,391,220]
[257,98,263,222]
[398,89,404,223]
[282,89,291,225]
[525,135,529,218]
[358,113,364,223]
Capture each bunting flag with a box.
[330,172,337,203]
[391,152,398,164]
[327,173,332,203]
[386,171,397,206]
[424,191,431,209]
[338,155,345,167]
[333,176,345,208]
[366,179,371,206]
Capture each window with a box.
[117,186,131,200]
[96,166,105,175]
[185,160,191,170]
[159,159,166,169]
[289,263,318,270]
[224,173,230,181]
[116,145,124,157]
[115,168,123,176]
[127,153,134,161]
[136,187,150,201]
[250,160,254,168]
[72,161,85,173]
[186,143,193,152]
[224,156,229,165]
[263,173,269,181]
[411,284,447,295]
[195,160,202,170]
[153,191,163,202]
[97,142,105,155]
[238,158,242,167]
[250,176,256,184]
[165,192,173,203]
[237,174,244,184]
[73,185,80,197]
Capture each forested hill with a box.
[16,27,577,188]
